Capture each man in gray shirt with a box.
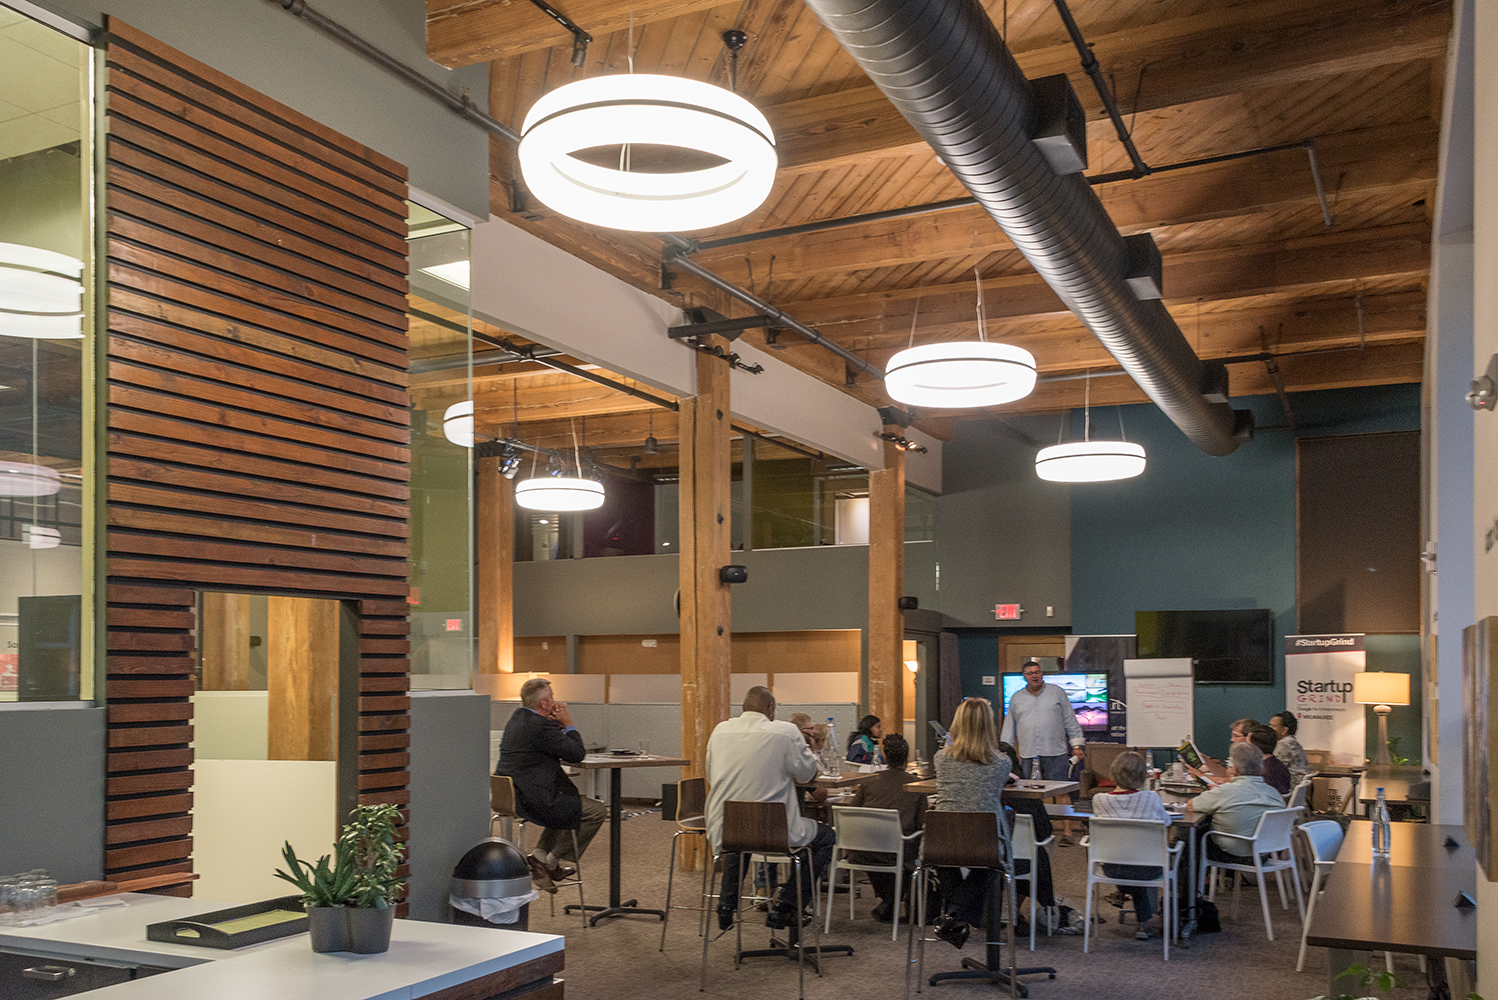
[999,660,1085,780]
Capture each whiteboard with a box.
[1122,658,1194,748]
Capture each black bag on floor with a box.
[1194,898,1221,934]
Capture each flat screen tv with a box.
[999,672,1109,731]
[1135,608,1274,685]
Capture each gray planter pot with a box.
[307,905,395,954]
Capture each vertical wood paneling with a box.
[103,19,412,901]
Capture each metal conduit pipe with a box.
[802,0,1249,456]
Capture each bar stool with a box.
[701,800,844,1000]
[659,776,710,951]
[489,774,588,929]
[907,811,1055,1000]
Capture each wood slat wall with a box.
[103,19,413,899]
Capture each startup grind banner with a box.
[1284,634,1366,765]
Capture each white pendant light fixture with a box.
[1035,371,1147,482]
[884,268,1036,408]
[0,462,62,497]
[518,73,777,232]
[23,525,60,549]
[515,418,605,512]
[442,400,474,447]
[0,243,84,340]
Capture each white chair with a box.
[1295,820,1344,972]
[1199,807,1306,941]
[1081,817,1183,961]
[826,806,920,940]
[1287,777,1312,815]
[1011,813,1055,951]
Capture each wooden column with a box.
[867,432,906,729]
[199,591,251,690]
[477,456,515,675]
[268,597,341,761]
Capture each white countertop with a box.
[0,895,563,999]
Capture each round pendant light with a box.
[884,341,1037,408]
[518,74,777,232]
[0,242,84,340]
[23,525,61,549]
[515,476,606,512]
[1035,440,1147,482]
[443,400,474,447]
[0,462,62,497]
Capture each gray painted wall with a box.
[935,417,1072,628]
[30,0,490,219]
[513,540,940,636]
[0,705,105,882]
[408,691,493,922]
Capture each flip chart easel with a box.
[1122,657,1194,747]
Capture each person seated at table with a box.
[1268,712,1310,785]
[846,714,884,764]
[847,733,925,922]
[996,741,1056,928]
[1247,725,1293,796]
[1189,717,1261,784]
[1091,751,1170,940]
[788,712,814,743]
[1186,742,1285,866]
[931,697,1012,949]
[493,678,607,892]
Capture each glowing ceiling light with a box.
[443,401,474,447]
[884,341,1037,408]
[0,462,62,497]
[1034,440,1147,482]
[23,525,60,549]
[0,243,84,340]
[515,476,605,512]
[519,74,777,232]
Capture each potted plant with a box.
[1309,965,1483,1000]
[275,803,407,954]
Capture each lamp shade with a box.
[443,401,474,448]
[883,341,1037,408]
[518,74,777,232]
[515,476,605,512]
[0,242,84,340]
[1034,440,1147,482]
[1352,671,1410,706]
[0,462,62,497]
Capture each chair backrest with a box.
[1298,819,1345,865]
[1287,778,1311,811]
[831,806,903,853]
[1012,813,1039,863]
[722,800,790,855]
[1248,807,1301,852]
[676,777,707,825]
[1087,817,1168,868]
[922,811,1006,870]
[490,774,517,817]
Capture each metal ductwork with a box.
[802,0,1251,456]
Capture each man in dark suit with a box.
[847,733,926,921]
[494,677,606,891]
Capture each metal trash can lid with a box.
[451,838,532,898]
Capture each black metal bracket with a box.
[510,180,543,221]
[668,313,775,342]
[525,0,592,67]
[878,431,927,454]
[689,340,763,374]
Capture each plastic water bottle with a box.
[823,718,839,773]
[1371,787,1391,859]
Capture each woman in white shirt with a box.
[1090,751,1170,940]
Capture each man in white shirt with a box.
[999,660,1085,780]
[706,685,833,931]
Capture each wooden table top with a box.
[1355,767,1430,804]
[805,770,878,788]
[577,753,690,769]
[1044,801,1201,829]
[1303,860,1477,959]
[1333,822,1474,867]
[903,777,1079,800]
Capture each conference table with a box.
[903,777,1079,800]
[569,752,689,925]
[1304,822,1477,999]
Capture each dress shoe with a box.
[524,854,557,894]
[933,913,970,950]
[532,854,575,883]
[716,904,735,931]
[765,905,811,931]
[870,900,894,923]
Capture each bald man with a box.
[705,685,834,933]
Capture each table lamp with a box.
[1352,671,1410,766]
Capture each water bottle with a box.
[823,718,839,773]
[1371,787,1391,859]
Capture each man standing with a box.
[706,685,834,931]
[847,733,926,921]
[999,660,1085,780]
[493,677,607,892]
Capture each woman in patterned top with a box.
[1090,751,1170,940]
[1269,712,1309,784]
[846,714,884,764]
[931,697,1011,948]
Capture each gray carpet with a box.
[517,811,1427,1000]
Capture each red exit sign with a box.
[993,604,1022,620]
[445,619,463,632]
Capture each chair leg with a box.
[1083,874,1094,954]
[914,867,927,996]
[1289,854,1306,922]
[700,852,720,992]
[1255,858,1274,942]
[660,829,680,952]
[571,830,587,931]
[793,855,806,1000]
[1297,874,1322,972]
[1275,867,1289,909]
[892,848,904,943]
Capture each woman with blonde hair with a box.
[931,697,1012,948]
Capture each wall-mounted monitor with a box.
[999,672,1109,731]
[1135,608,1274,685]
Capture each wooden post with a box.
[477,455,515,676]
[267,597,340,761]
[200,591,252,690]
[867,431,906,730]
[678,340,733,870]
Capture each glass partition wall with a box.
[0,10,95,702]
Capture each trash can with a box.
[449,838,538,930]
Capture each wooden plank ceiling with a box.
[421,0,1445,465]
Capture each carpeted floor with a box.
[513,809,1428,1000]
